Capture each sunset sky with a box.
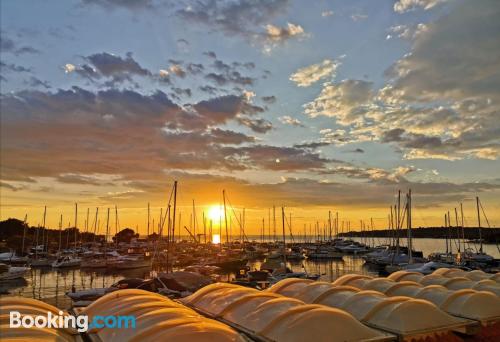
[1,0,499,235]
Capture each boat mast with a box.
[454,208,460,253]
[268,208,271,243]
[92,208,99,245]
[389,206,394,248]
[273,206,276,242]
[74,203,78,256]
[147,203,150,241]
[460,203,466,252]
[166,204,171,272]
[192,199,196,243]
[336,212,339,238]
[262,218,265,243]
[445,213,449,254]
[328,211,332,242]
[203,212,207,244]
[209,219,213,243]
[172,180,177,245]
[105,208,109,263]
[85,207,89,244]
[223,190,229,245]
[281,206,287,265]
[58,214,62,255]
[406,189,412,263]
[396,191,401,255]
[115,205,118,249]
[41,206,47,257]
[476,196,482,253]
[21,214,27,257]
[448,210,452,254]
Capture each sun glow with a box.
[212,234,221,244]
[207,205,223,221]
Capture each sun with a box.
[207,205,223,221]
[212,234,221,244]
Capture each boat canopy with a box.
[0,297,76,342]
[81,289,245,342]
[268,278,472,339]
[340,272,500,324]
[389,271,500,296]
[182,283,393,341]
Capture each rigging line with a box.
[478,200,491,228]
[478,199,499,253]
[225,194,249,242]
[159,184,176,232]
[152,182,176,264]
[283,211,295,242]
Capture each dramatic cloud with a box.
[65,52,152,85]
[299,1,500,161]
[386,23,428,40]
[264,22,305,42]
[176,0,305,51]
[320,165,415,184]
[80,0,157,10]
[380,0,500,159]
[0,35,39,55]
[279,115,305,127]
[203,51,217,59]
[261,95,277,104]
[222,145,332,171]
[2,86,341,196]
[24,77,51,89]
[167,63,186,78]
[0,62,32,73]
[393,0,447,13]
[121,172,500,211]
[290,59,339,87]
[304,79,373,125]
[236,116,273,133]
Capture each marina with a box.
[2,0,500,340]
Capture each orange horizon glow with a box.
[1,199,497,236]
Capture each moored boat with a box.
[0,263,30,281]
[51,255,81,268]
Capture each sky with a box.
[1,0,499,235]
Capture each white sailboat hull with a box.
[0,266,30,281]
[52,258,81,268]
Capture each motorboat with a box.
[268,266,319,283]
[52,256,81,268]
[0,251,29,264]
[337,243,369,254]
[385,261,458,275]
[307,246,343,259]
[460,248,495,263]
[112,255,150,270]
[0,263,30,281]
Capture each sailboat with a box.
[460,197,494,264]
[267,207,319,283]
[383,190,426,272]
[52,204,81,268]
[0,263,30,281]
[30,207,54,267]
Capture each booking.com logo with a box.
[9,311,136,332]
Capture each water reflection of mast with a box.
[104,208,110,288]
[55,270,60,308]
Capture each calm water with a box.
[0,257,373,309]
[1,238,497,309]
[351,237,500,258]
